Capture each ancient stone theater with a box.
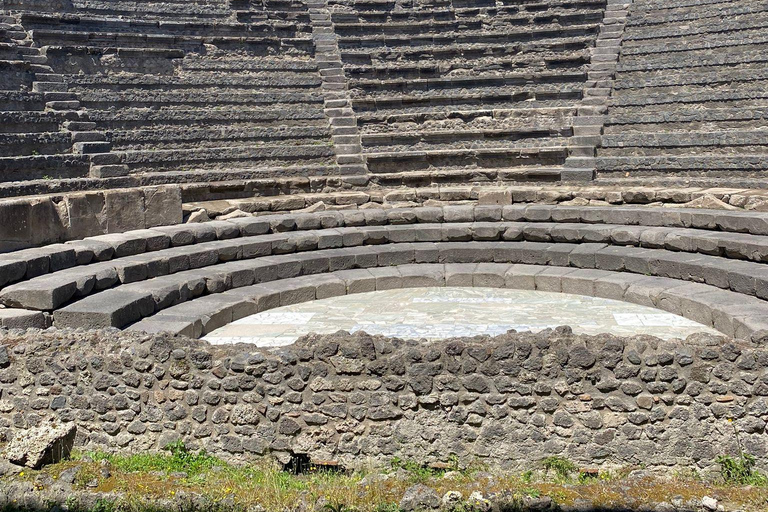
[0,0,767,476]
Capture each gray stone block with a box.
[473,263,509,288]
[369,266,403,290]
[66,239,114,264]
[0,275,78,311]
[54,290,155,328]
[0,308,47,329]
[445,263,477,286]
[126,317,199,338]
[398,263,444,288]
[504,264,544,290]
[152,225,197,246]
[534,267,579,293]
[313,274,346,299]
[377,244,415,267]
[335,269,376,294]
[90,232,148,258]
[278,279,317,306]
[227,217,271,237]
[0,256,27,288]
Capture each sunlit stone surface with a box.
[204,287,717,347]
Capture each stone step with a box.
[73,141,112,154]
[9,211,768,314]
[32,73,63,82]
[126,262,768,342]
[71,131,107,143]
[596,155,768,173]
[365,147,569,173]
[90,164,130,178]
[63,121,97,131]
[32,82,67,92]
[46,240,768,343]
[45,100,81,111]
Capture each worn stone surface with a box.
[0,327,765,472]
[5,421,76,469]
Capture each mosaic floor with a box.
[204,287,717,347]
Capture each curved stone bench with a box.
[50,241,768,341]
[11,217,768,313]
[7,203,768,291]
[124,263,768,343]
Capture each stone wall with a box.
[0,185,182,252]
[1,327,766,473]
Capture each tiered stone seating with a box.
[17,1,336,180]
[5,203,768,344]
[69,0,234,21]
[331,0,607,183]
[0,13,93,183]
[595,0,768,178]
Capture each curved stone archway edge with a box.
[125,263,765,343]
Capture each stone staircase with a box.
[0,12,123,180]
[562,0,631,181]
[308,0,368,179]
[595,0,768,178]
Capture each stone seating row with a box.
[29,29,316,50]
[331,10,604,36]
[20,11,311,36]
[339,38,595,66]
[343,54,590,81]
[366,147,571,174]
[69,0,234,20]
[9,203,768,291]
[111,261,768,343]
[352,91,582,113]
[8,223,768,313]
[331,0,603,177]
[596,0,768,177]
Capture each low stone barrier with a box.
[0,327,765,472]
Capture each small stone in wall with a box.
[0,345,8,368]
[6,421,76,469]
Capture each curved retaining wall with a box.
[0,328,766,472]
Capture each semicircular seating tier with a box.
[2,0,768,341]
[3,203,768,345]
[593,0,768,183]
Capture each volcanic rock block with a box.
[0,308,47,329]
[6,422,76,469]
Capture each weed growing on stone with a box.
[715,419,768,486]
[716,455,767,486]
[540,456,577,481]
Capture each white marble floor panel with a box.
[204,287,717,347]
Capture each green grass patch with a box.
[78,441,222,478]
